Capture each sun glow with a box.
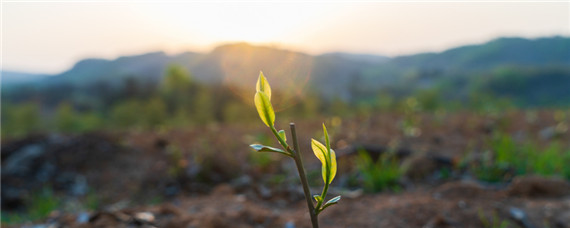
[141,3,346,46]
[4,2,569,73]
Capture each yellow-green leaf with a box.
[254,91,275,127]
[256,71,271,100]
[311,139,337,184]
[329,148,337,183]
[313,195,322,203]
[311,139,327,166]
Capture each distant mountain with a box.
[38,51,205,88]
[359,36,570,94]
[2,71,49,86]
[390,36,570,71]
[319,52,390,64]
[3,36,570,107]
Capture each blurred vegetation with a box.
[1,188,60,225]
[478,209,512,228]
[5,64,566,138]
[471,132,570,182]
[3,37,569,138]
[2,61,570,187]
[355,150,402,193]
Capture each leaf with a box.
[325,195,341,205]
[250,144,291,157]
[311,139,328,184]
[330,148,337,183]
[323,124,337,184]
[323,123,330,156]
[320,195,341,211]
[254,91,275,127]
[313,195,322,203]
[311,139,327,168]
[278,130,286,142]
[250,144,284,153]
[311,139,337,184]
[256,71,271,100]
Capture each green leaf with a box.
[278,130,287,142]
[313,195,322,203]
[250,144,285,153]
[311,139,337,184]
[321,195,341,211]
[254,91,275,127]
[250,144,291,157]
[323,123,330,156]
[325,195,341,205]
[330,148,337,183]
[256,71,271,100]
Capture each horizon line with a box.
[3,34,567,75]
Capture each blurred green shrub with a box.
[111,99,145,128]
[471,132,570,182]
[478,209,510,228]
[1,102,41,137]
[1,188,60,225]
[55,102,78,133]
[356,150,401,192]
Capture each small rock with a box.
[76,212,90,224]
[3,144,44,175]
[508,207,535,228]
[70,175,88,196]
[235,194,246,203]
[284,221,295,228]
[231,175,252,189]
[509,207,525,220]
[155,203,183,216]
[135,212,155,223]
[258,185,272,199]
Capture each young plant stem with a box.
[268,124,319,228]
[290,123,320,228]
[315,181,330,215]
[270,126,290,152]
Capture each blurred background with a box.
[2,1,570,227]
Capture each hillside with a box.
[3,36,570,107]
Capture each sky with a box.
[2,1,570,74]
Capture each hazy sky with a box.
[2,1,569,74]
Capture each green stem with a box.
[315,180,330,215]
[270,126,290,151]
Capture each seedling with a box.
[250,72,340,228]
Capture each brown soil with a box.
[2,111,569,227]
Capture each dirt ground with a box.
[20,180,568,228]
[2,111,569,227]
